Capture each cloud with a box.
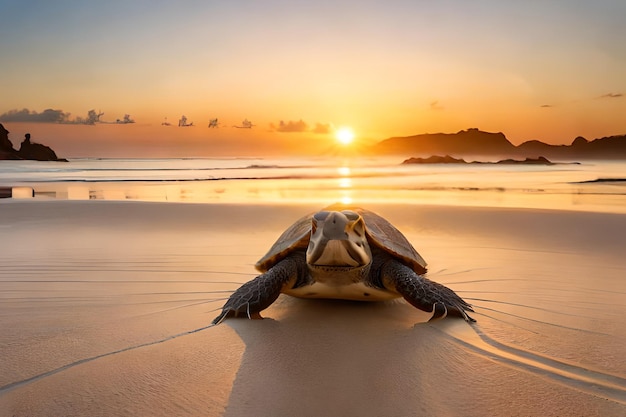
[0,108,107,125]
[600,93,623,99]
[430,100,444,111]
[270,119,308,133]
[0,108,71,123]
[270,119,334,135]
[270,119,333,134]
[312,123,332,134]
[540,104,554,108]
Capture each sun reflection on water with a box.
[337,166,351,177]
[336,165,353,204]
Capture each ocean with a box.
[1,157,625,213]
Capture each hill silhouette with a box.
[371,128,626,160]
[517,135,626,159]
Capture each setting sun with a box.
[335,127,355,146]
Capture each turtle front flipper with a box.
[380,259,475,323]
[212,256,302,325]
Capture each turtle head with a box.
[306,210,371,268]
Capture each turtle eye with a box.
[342,210,359,221]
[313,211,330,222]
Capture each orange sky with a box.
[1,1,625,157]
[3,122,344,158]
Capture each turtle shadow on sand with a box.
[221,297,478,417]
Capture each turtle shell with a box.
[255,205,427,275]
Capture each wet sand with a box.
[1,200,625,416]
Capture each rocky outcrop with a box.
[402,155,468,164]
[0,123,20,159]
[402,155,560,165]
[0,124,66,161]
[0,123,14,151]
[571,136,588,147]
[495,156,554,165]
[18,133,66,161]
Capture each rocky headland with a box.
[0,123,66,161]
[373,128,626,160]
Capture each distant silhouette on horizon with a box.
[178,115,194,127]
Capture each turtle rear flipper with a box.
[212,256,301,325]
[380,259,475,323]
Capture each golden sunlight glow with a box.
[335,127,355,146]
[337,166,353,205]
[339,177,352,189]
[338,166,352,188]
[337,166,351,177]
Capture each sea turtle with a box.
[212,205,474,324]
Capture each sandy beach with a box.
[1,200,625,416]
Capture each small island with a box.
[0,123,66,161]
[401,155,571,165]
